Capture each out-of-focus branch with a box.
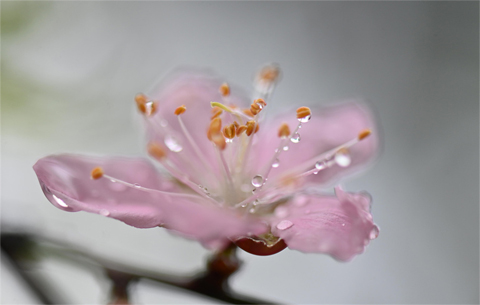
[1,232,278,304]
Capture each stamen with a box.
[211,101,251,121]
[219,83,230,97]
[90,167,206,201]
[245,120,259,136]
[207,117,222,141]
[236,125,247,136]
[174,105,186,116]
[257,64,281,83]
[249,99,266,116]
[211,107,223,120]
[296,106,312,122]
[358,128,371,140]
[134,93,157,116]
[277,123,291,138]
[147,142,167,161]
[223,124,236,139]
[91,167,104,180]
[211,131,227,150]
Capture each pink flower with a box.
[34,66,379,261]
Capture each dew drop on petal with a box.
[272,158,280,168]
[251,175,264,187]
[335,150,351,167]
[298,115,311,123]
[133,183,141,188]
[315,160,327,170]
[369,225,380,240]
[52,194,68,208]
[282,145,289,151]
[290,133,301,143]
[276,220,294,230]
[249,208,256,213]
[99,209,110,216]
[164,135,183,152]
[341,223,346,227]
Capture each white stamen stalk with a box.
[177,115,214,177]
[102,174,205,201]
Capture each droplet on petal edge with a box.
[369,225,379,240]
[272,158,280,168]
[99,209,110,216]
[297,115,311,123]
[276,220,294,230]
[52,194,68,208]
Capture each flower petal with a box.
[253,101,379,188]
[270,188,378,261]
[144,71,249,185]
[33,154,267,248]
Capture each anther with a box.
[278,123,291,138]
[211,107,223,119]
[236,125,247,136]
[254,98,267,108]
[174,105,186,116]
[358,129,371,140]
[296,107,311,120]
[223,124,236,139]
[135,94,157,116]
[211,132,227,150]
[246,120,259,136]
[243,109,254,117]
[135,93,147,105]
[219,83,230,97]
[257,64,281,83]
[207,117,223,141]
[147,142,167,161]
[90,167,104,180]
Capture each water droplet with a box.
[226,138,233,143]
[52,194,68,208]
[290,133,301,143]
[164,135,183,152]
[298,115,311,123]
[253,200,259,206]
[369,225,379,240]
[272,158,280,168]
[249,208,256,213]
[241,203,247,208]
[341,223,346,227]
[282,145,289,151]
[315,160,327,170]
[257,102,264,110]
[134,183,141,188]
[276,220,294,230]
[251,175,264,187]
[99,209,110,216]
[335,149,351,167]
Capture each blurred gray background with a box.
[1,1,478,304]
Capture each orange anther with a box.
[223,124,236,139]
[278,123,291,138]
[254,98,267,108]
[211,107,223,120]
[233,121,239,129]
[219,83,230,97]
[246,120,259,136]
[296,106,311,119]
[135,93,148,105]
[211,132,227,150]
[243,108,254,117]
[147,142,167,160]
[174,105,186,116]
[90,167,104,180]
[250,103,260,115]
[236,125,247,136]
[207,117,222,140]
[358,129,372,140]
[258,64,281,82]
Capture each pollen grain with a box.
[91,167,104,180]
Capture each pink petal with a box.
[253,101,379,188]
[144,71,249,182]
[33,154,267,248]
[269,188,378,261]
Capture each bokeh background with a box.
[2,1,478,304]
